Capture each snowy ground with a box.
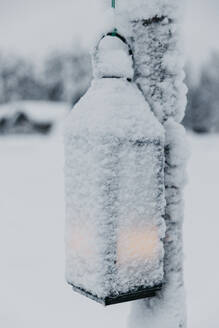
[0,131,218,327]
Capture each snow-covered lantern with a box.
[64,32,166,305]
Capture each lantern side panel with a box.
[64,135,120,299]
[113,139,166,295]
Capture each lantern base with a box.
[70,283,162,306]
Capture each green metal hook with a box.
[111,0,116,34]
[111,28,118,36]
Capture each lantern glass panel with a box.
[117,225,159,264]
[65,136,165,305]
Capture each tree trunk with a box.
[128,12,188,328]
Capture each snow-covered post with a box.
[126,1,188,327]
[65,0,187,324]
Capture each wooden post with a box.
[128,6,187,328]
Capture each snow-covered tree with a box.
[44,45,92,105]
[0,53,46,104]
[184,53,219,133]
[127,2,188,327]
[0,45,92,106]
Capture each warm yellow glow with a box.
[67,224,159,264]
[117,226,159,264]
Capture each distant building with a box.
[0,101,69,135]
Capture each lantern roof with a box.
[65,78,164,142]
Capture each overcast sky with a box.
[0,0,218,67]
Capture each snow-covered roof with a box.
[65,78,164,141]
[0,101,69,123]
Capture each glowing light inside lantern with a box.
[68,223,159,267]
[117,225,159,264]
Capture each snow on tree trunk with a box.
[130,18,187,124]
[124,2,188,328]
[128,119,188,328]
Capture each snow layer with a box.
[127,6,188,327]
[0,101,69,123]
[64,76,166,299]
[65,79,163,141]
[131,19,187,123]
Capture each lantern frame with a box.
[93,31,134,81]
[66,137,165,306]
[71,283,163,306]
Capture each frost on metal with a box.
[64,36,166,303]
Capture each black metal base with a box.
[70,283,162,306]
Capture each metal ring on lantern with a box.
[94,30,134,81]
[96,30,133,56]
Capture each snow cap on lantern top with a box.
[93,35,134,80]
[65,78,164,142]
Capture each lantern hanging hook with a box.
[96,31,133,57]
[111,0,117,36]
